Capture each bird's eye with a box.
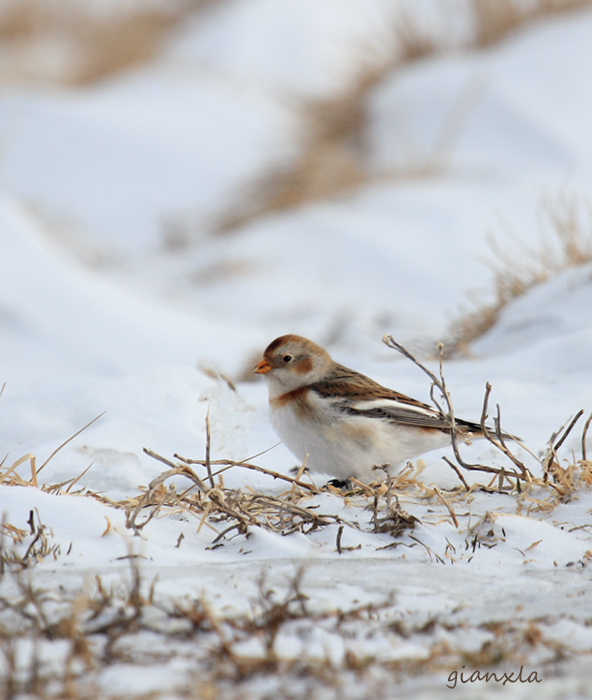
[283,354,293,363]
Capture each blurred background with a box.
[3,5,592,697]
[1,0,592,382]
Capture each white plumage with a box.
[255,334,483,482]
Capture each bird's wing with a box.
[310,364,482,433]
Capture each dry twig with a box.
[382,335,531,490]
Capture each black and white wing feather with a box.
[309,363,483,434]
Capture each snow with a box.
[368,11,592,180]
[2,3,592,699]
[167,0,473,98]
[472,262,592,360]
[0,71,296,253]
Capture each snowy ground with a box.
[2,3,592,698]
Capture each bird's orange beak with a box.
[254,358,272,374]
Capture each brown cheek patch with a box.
[294,357,313,374]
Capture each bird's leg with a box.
[325,478,351,490]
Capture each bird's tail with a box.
[456,418,519,442]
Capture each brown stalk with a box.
[37,412,105,474]
[204,410,215,489]
[1,453,35,485]
[174,452,319,493]
[480,384,530,479]
[582,412,592,461]
[433,487,459,529]
[382,335,530,489]
[542,410,584,480]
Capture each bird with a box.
[254,334,488,483]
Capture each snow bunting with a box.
[255,334,485,482]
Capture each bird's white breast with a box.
[269,390,451,481]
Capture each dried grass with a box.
[0,549,578,698]
[210,0,592,236]
[212,79,386,234]
[2,0,590,242]
[448,193,592,352]
[212,22,441,235]
[383,335,592,511]
[2,335,590,554]
[472,0,592,47]
[0,509,61,572]
[124,445,426,551]
[1,343,592,695]
[85,337,592,558]
[0,0,215,86]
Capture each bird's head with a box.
[254,334,332,392]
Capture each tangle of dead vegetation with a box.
[447,193,592,352]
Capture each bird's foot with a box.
[325,478,351,491]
